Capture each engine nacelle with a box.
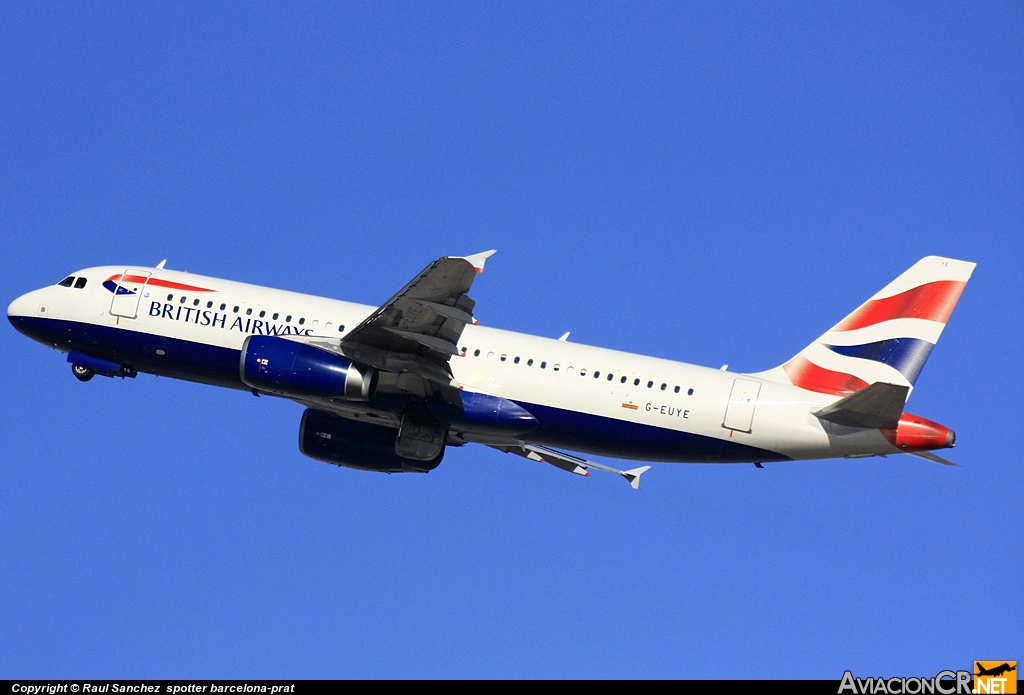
[299,409,444,473]
[240,335,377,400]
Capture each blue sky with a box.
[1,2,1021,679]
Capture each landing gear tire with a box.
[72,364,95,382]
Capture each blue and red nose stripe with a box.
[103,274,217,294]
[824,337,934,385]
[103,280,136,295]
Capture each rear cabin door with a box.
[109,270,152,319]
[722,378,761,433]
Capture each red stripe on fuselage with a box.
[106,274,216,293]
[783,356,870,396]
[833,280,966,332]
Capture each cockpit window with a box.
[58,276,75,287]
[74,277,87,289]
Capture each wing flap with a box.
[381,327,461,356]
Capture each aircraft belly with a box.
[515,401,790,464]
[11,316,246,389]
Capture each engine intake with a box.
[299,409,444,473]
[241,335,377,400]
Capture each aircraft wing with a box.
[340,251,496,386]
[493,443,651,489]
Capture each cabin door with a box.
[722,378,761,433]
[108,270,152,319]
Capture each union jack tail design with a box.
[759,256,976,397]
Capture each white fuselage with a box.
[8,265,911,465]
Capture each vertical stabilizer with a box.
[757,256,975,396]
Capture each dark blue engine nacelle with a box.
[240,335,378,401]
[299,409,444,473]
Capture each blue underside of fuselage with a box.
[10,315,790,464]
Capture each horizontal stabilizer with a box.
[909,451,957,466]
[814,381,909,429]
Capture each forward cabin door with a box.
[109,270,152,319]
[722,378,761,433]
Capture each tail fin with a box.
[757,256,976,396]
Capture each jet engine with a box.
[299,408,444,473]
[240,335,377,400]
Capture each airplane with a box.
[7,253,975,488]
[976,663,1016,678]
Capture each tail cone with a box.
[884,413,955,452]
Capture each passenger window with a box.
[607,373,614,381]
[620,376,627,383]
[285,315,291,322]
[580,369,587,376]
[273,313,279,320]
[207,301,213,308]
[661,383,667,391]
[500,354,507,362]
[514,357,520,364]
[474,349,481,357]
[259,310,265,318]
[593,371,600,378]
[194,298,200,306]
[220,303,226,311]
[246,308,252,315]
[566,366,574,374]
[299,318,305,325]
[58,277,75,287]
[528,359,534,366]
[688,388,694,396]
[180,296,187,304]
[169,295,175,302]
[74,277,87,289]
[233,306,240,313]
[647,381,653,388]
[553,364,560,372]
[674,386,680,393]
[634,378,640,386]
[540,362,547,369]
[339,325,345,332]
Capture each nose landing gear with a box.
[66,352,137,381]
[71,363,95,382]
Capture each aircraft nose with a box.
[8,292,30,320]
[7,288,46,333]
